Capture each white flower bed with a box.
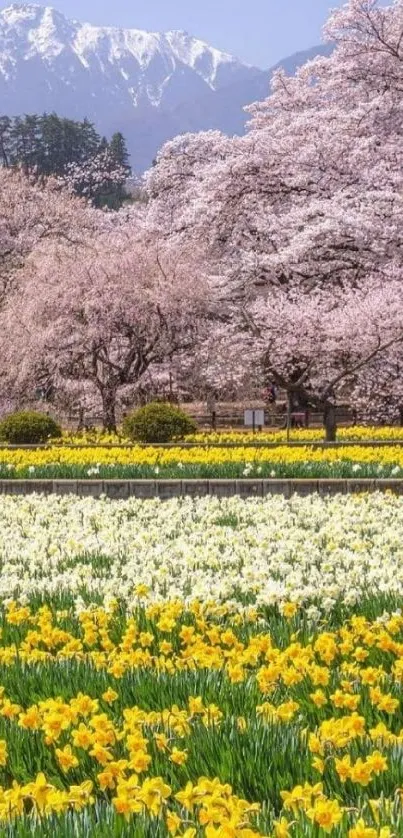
[0,493,401,608]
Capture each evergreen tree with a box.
[9,117,30,172]
[0,117,11,167]
[39,113,65,174]
[109,132,130,173]
[0,113,130,209]
[100,132,131,209]
[80,118,101,161]
[98,136,109,153]
[21,114,42,172]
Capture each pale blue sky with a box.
[14,0,348,67]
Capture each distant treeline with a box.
[0,113,131,209]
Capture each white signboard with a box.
[244,409,265,428]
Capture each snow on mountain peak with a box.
[0,2,261,171]
[165,28,246,87]
[1,3,70,32]
[0,3,250,86]
[0,3,77,61]
[2,3,42,23]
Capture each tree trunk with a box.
[77,405,85,432]
[101,387,117,432]
[323,402,337,442]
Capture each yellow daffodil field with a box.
[2,440,403,480]
[0,425,402,481]
[185,427,403,444]
[0,493,401,835]
[62,426,403,444]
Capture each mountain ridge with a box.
[0,3,333,171]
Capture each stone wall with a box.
[0,479,402,498]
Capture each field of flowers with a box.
[61,426,403,444]
[1,442,403,480]
[0,492,401,606]
[0,494,400,834]
[185,427,403,444]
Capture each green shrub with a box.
[123,402,197,443]
[0,411,62,444]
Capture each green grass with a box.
[0,461,400,479]
[2,807,170,837]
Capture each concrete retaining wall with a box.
[0,479,402,498]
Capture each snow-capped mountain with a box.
[0,3,259,168]
[0,3,332,171]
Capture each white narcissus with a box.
[0,493,400,611]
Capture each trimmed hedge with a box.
[123,403,197,443]
[0,411,62,444]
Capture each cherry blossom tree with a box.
[244,278,403,439]
[0,167,99,416]
[351,342,403,425]
[3,0,403,436]
[6,227,209,430]
[145,0,403,437]
[59,148,129,209]
[0,168,94,299]
[147,0,403,282]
